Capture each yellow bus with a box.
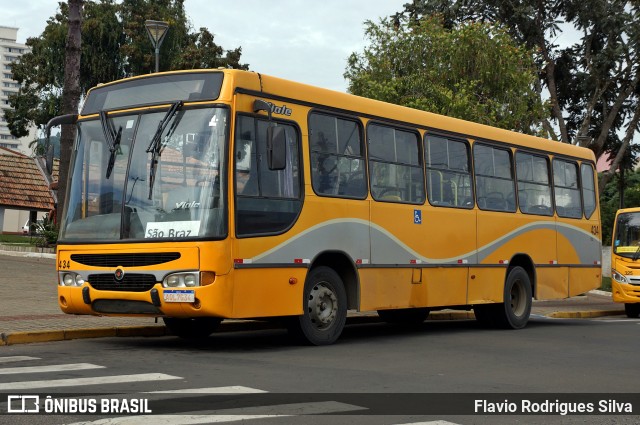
[611,207,640,317]
[49,69,602,345]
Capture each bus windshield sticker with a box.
[145,221,200,238]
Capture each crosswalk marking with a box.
[0,356,40,363]
[0,363,104,375]
[67,414,287,425]
[0,373,182,390]
[146,386,267,394]
[395,422,462,425]
[67,401,367,425]
[0,357,461,425]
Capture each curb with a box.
[0,309,624,346]
[547,310,626,319]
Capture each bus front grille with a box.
[88,274,157,292]
[72,253,180,267]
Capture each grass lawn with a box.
[0,234,33,245]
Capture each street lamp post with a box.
[144,20,169,73]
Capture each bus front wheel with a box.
[288,266,347,345]
[624,303,640,318]
[163,317,222,339]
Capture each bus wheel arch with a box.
[308,251,359,310]
[508,254,536,299]
[474,254,534,329]
[286,251,358,345]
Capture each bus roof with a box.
[83,68,595,162]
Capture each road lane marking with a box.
[146,386,267,394]
[0,363,104,375]
[0,373,181,390]
[0,356,40,363]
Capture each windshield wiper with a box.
[99,111,122,179]
[632,243,640,261]
[146,101,184,199]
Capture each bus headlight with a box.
[162,272,199,288]
[612,270,628,284]
[60,272,86,287]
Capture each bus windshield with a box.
[60,106,228,242]
[614,211,640,259]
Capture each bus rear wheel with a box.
[163,317,222,339]
[287,266,347,346]
[624,303,640,318]
[474,266,532,329]
[377,308,430,324]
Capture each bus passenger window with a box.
[368,123,424,204]
[581,163,596,219]
[425,135,472,208]
[474,144,516,212]
[553,159,582,219]
[309,112,366,199]
[515,151,552,216]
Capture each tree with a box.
[345,16,547,135]
[5,0,248,141]
[4,0,248,224]
[58,0,83,225]
[400,0,640,194]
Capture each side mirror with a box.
[45,114,78,135]
[44,114,77,175]
[267,126,286,170]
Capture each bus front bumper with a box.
[611,279,640,303]
[58,278,232,318]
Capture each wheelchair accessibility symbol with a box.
[414,209,422,224]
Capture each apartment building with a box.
[0,26,35,155]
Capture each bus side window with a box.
[474,143,516,212]
[516,151,553,216]
[425,135,472,209]
[235,115,302,236]
[309,112,367,199]
[553,159,582,219]
[368,123,424,204]
[581,163,596,219]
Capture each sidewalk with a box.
[0,250,625,346]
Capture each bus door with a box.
[231,113,306,318]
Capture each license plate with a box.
[163,289,195,303]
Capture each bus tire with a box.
[496,266,532,329]
[288,266,347,346]
[163,317,222,339]
[624,303,640,318]
[377,308,430,324]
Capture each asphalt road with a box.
[1,314,639,424]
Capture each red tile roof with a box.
[0,154,59,211]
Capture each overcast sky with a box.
[4,0,408,92]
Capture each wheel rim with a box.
[510,278,526,317]
[307,282,338,330]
